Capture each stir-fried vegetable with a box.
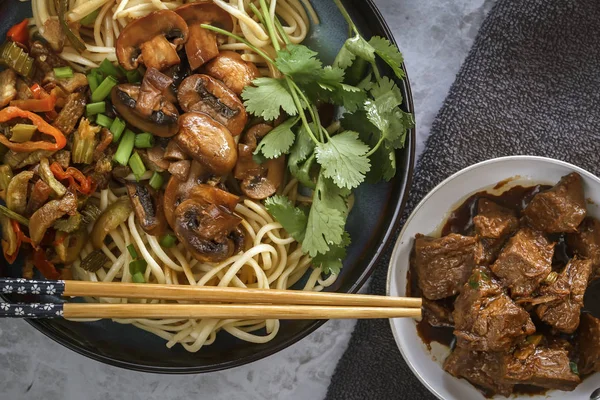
[134,133,154,149]
[0,41,34,79]
[114,129,135,165]
[80,203,101,225]
[33,248,60,279]
[86,101,105,116]
[58,0,86,53]
[0,213,18,263]
[0,164,12,196]
[26,179,52,215]
[72,118,100,164]
[128,152,146,180]
[53,212,82,233]
[6,170,32,214]
[149,171,164,190]
[50,162,96,195]
[0,107,66,152]
[55,229,87,265]
[0,204,29,226]
[54,66,74,79]
[90,197,132,249]
[95,114,113,128]
[6,19,29,47]
[91,76,118,102]
[110,117,126,142]
[10,95,56,112]
[39,157,67,197]
[80,249,109,272]
[29,191,77,244]
[159,233,177,248]
[10,124,36,142]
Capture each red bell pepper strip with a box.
[3,220,35,264]
[29,83,59,119]
[6,19,29,48]
[33,248,60,280]
[10,95,57,112]
[0,107,66,152]
[49,162,97,195]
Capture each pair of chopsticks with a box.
[0,278,422,320]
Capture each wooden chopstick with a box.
[0,278,422,308]
[62,303,422,319]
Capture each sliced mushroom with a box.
[111,84,179,137]
[29,191,78,244]
[145,146,171,171]
[175,2,234,71]
[234,124,285,200]
[175,112,237,175]
[173,199,241,262]
[163,160,211,228]
[177,74,247,136]
[141,67,176,104]
[126,183,167,236]
[116,10,189,71]
[204,51,260,96]
[189,184,239,211]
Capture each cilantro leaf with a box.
[369,36,405,79]
[275,44,322,84]
[264,195,308,242]
[288,123,317,188]
[319,177,350,215]
[370,76,403,108]
[255,117,299,159]
[315,131,371,189]
[302,175,347,256]
[329,83,367,113]
[319,66,345,88]
[312,232,351,275]
[334,45,356,69]
[344,35,375,63]
[371,143,397,182]
[242,78,297,120]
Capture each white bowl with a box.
[386,156,600,400]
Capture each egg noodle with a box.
[30,0,318,75]
[25,0,337,352]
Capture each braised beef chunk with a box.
[444,347,514,397]
[567,217,600,276]
[534,257,592,333]
[414,233,479,300]
[422,298,454,328]
[491,227,554,297]
[53,92,87,136]
[578,313,600,375]
[473,199,519,264]
[502,346,580,391]
[523,172,586,233]
[453,268,535,351]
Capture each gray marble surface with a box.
[0,1,494,399]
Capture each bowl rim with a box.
[385,155,600,399]
[12,0,417,374]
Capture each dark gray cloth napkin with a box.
[325,0,600,398]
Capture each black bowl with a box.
[0,0,415,373]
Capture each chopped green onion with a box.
[159,233,177,248]
[0,204,29,226]
[128,152,146,180]
[86,101,106,116]
[131,271,145,283]
[91,75,118,102]
[95,114,113,128]
[87,73,99,92]
[123,68,142,84]
[127,244,138,259]
[149,171,164,190]
[0,165,13,192]
[10,124,37,143]
[134,132,154,149]
[113,129,135,166]
[110,117,126,142]
[80,9,100,26]
[129,258,148,275]
[53,66,74,79]
[99,58,123,78]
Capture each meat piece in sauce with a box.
[0,69,17,107]
[534,257,592,333]
[443,347,514,397]
[501,346,580,391]
[523,172,586,233]
[473,198,519,264]
[577,313,600,375]
[30,41,68,75]
[422,298,454,328]
[490,227,554,298]
[414,233,480,300]
[453,268,535,352]
[567,217,600,277]
[52,92,87,135]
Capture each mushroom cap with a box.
[116,10,189,70]
[175,112,238,175]
[177,74,247,136]
[111,84,179,137]
[163,160,211,228]
[204,51,260,96]
[175,2,234,29]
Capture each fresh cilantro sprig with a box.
[202,0,413,275]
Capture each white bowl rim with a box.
[385,155,600,400]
